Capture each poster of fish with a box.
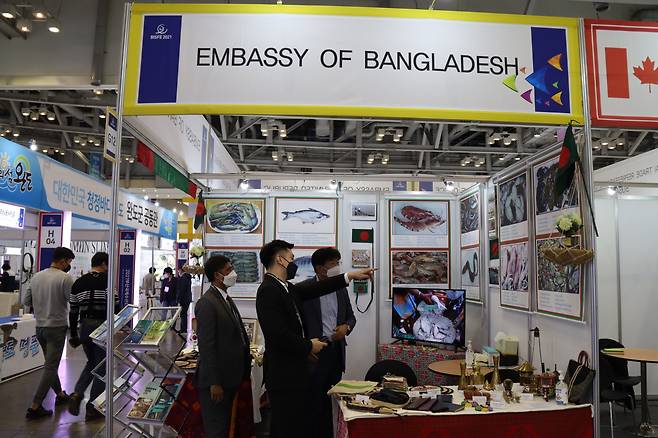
[390,251,449,295]
[275,197,338,247]
[288,249,318,284]
[499,241,530,310]
[207,249,262,298]
[459,193,480,247]
[535,237,584,319]
[497,173,529,243]
[533,155,580,237]
[205,199,265,247]
[461,247,481,301]
[389,200,449,248]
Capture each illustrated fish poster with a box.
[459,191,481,302]
[497,172,531,311]
[389,200,450,249]
[204,198,266,247]
[532,155,580,238]
[275,197,338,247]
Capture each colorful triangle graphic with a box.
[520,67,527,74]
[503,75,518,92]
[551,91,563,105]
[520,89,533,103]
[553,81,559,88]
[526,68,550,95]
[548,54,563,71]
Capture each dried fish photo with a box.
[391,200,448,236]
[500,242,528,292]
[391,251,449,288]
[276,198,337,235]
[206,199,263,234]
[499,174,527,227]
[351,249,371,268]
[350,202,377,221]
[460,194,480,234]
[208,250,261,284]
[536,237,581,294]
[460,247,480,287]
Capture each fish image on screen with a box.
[499,174,527,227]
[392,288,465,347]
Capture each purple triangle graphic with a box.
[521,89,533,103]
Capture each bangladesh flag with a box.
[193,190,206,230]
[554,123,579,199]
[352,229,374,243]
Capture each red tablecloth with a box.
[343,406,593,438]
[377,343,464,386]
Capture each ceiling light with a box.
[60,151,65,156]
[0,131,5,137]
[514,156,521,161]
[99,112,106,119]
[16,18,31,32]
[21,107,30,117]
[47,18,60,33]
[593,143,601,151]
[29,111,39,121]
[280,126,287,138]
[154,201,160,207]
[33,9,46,19]
[445,181,455,192]
[607,186,617,196]
[12,130,19,137]
[460,162,467,167]
[608,144,616,150]
[1,3,17,19]
[492,133,501,142]
[173,208,177,213]
[128,158,135,163]
[329,180,338,190]
[488,138,495,145]
[38,106,47,116]
[4,127,10,133]
[240,179,249,190]
[179,210,183,216]
[42,149,48,153]
[463,158,471,165]
[498,156,505,161]
[601,141,609,146]
[287,153,293,162]
[143,195,149,201]
[617,141,624,146]
[272,151,278,161]
[511,135,517,142]
[30,140,38,151]
[503,138,512,146]
[93,89,103,95]
[46,111,56,121]
[73,136,80,144]
[533,132,541,138]
[54,149,59,153]
[393,136,400,143]
[94,138,101,146]
[474,163,481,168]
[88,137,94,144]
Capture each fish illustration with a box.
[281,208,330,224]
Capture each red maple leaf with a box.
[633,56,658,93]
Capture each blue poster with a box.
[118,230,136,308]
[0,137,45,211]
[89,152,103,179]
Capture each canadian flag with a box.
[586,19,658,128]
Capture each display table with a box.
[0,315,44,382]
[377,343,464,385]
[333,387,593,438]
[428,359,492,377]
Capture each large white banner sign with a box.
[124,4,582,125]
[586,19,658,128]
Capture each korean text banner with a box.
[0,137,177,240]
[585,19,658,128]
[124,4,583,125]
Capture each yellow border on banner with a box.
[124,4,583,125]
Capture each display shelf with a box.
[89,304,140,348]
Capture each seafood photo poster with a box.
[275,197,338,247]
[497,173,529,243]
[499,241,530,310]
[207,249,262,298]
[535,237,584,319]
[204,198,265,247]
[533,155,580,237]
[389,200,449,248]
[390,251,449,295]
[461,247,481,301]
[459,193,480,247]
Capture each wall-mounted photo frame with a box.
[242,318,260,345]
[350,202,377,221]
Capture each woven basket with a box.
[540,246,594,266]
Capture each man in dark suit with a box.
[195,255,251,438]
[160,267,177,307]
[256,240,374,438]
[177,268,193,333]
[300,248,356,438]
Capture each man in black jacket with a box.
[177,268,193,333]
[300,248,357,438]
[160,267,177,307]
[256,240,373,438]
[195,255,251,438]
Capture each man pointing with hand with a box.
[256,240,374,438]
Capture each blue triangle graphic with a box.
[526,67,550,95]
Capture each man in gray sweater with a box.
[22,247,76,420]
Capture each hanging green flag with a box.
[554,123,579,199]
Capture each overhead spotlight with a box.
[143,195,149,201]
[21,107,30,117]
[607,186,616,196]
[94,138,101,147]
[73,136,81,144]
[617,140,624,146]
[460,162,467,167]
[124,157,130,162]
[173,208,177,213]
[272,151,278,161]
[533,132,541,138]
[593,143,601,151]
[287,153,293,162]
[503,137,512,146]
[30,139,38,151]
[99,112,106,119]
[54,149,59,153]
[511,135,517,142]
[12,130,19,137]
[240,179,250,190]
[154,201,160,207]
[128,157,135,163]
[260,124,268,136]
[329,180,338,190]
[382,154,389,164]
[445,180,455,192]
[514,156,521,161]
[4,127,10,133]
[16,18,31,33]
[488,136,495,145]
[367,154,375,164]
[46,111,56,121]
[38,106,48,116]
[47,18,60,33]
[280,126,287,138]
[1,3,17,19]
[93,89,103,95]
[601,141,609,147]
[32,8,46,19]
[60,151,65,156]
[608,144,616,150]
[492,133,501,142]
[0,131,5,137]
[474,162,481,168]
[478,157,486,165]
[498,155,505,161]
[87,137,94,144]
[463,158,472,165]
[179,210,184,216]
[42,149,48,153]
[29,111,39,121]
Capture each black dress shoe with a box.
[26,406,53,420]
[85,405,104,422]
[55,391,71,406]
[68,392,83,416]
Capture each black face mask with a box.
[63,264,71,273]
[284,258,298,281]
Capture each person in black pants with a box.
[160,267,178,307]
[67,252,119,421]
[255,240,373,438]
[300,248,357,438]
[195,255,251,438]
[177,268,193,333]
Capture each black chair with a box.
[365,360,418,387]
[599,338,641,409]
[600,355,636,438]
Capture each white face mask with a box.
[326,265,342,277]
[222,270,238,288]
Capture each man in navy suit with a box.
[300,248,357,438]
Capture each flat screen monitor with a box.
[392,288,465,348]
